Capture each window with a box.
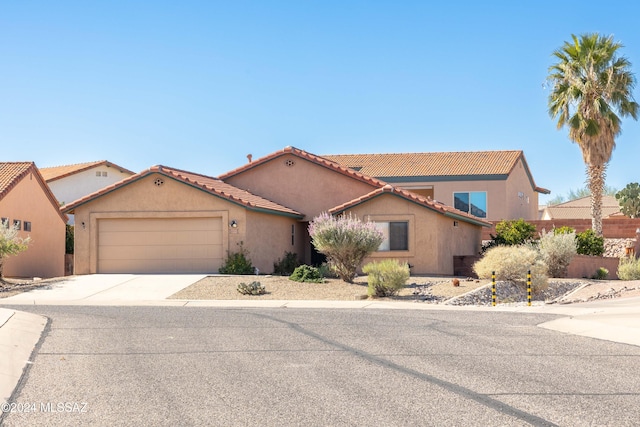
[102,171,108,177]
[375,221,409,251]
[24,221,32,232]
[1,217,7,227]
[13,219,21,230]
[454,192,487,218]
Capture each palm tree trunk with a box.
[587,163,606,236]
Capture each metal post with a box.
[492,271,496,307]
[527,270,532,306]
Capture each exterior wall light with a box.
[230,220,238,228]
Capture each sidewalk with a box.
[1,274,639,408]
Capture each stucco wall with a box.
[1,172,66,278]
[339,193,483,275]
[49,166,134,206]
[504,158,539,220]
[225,154,378,220]
[244,210,302,274]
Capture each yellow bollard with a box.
[492,271,496,307]
[527,270,532,306]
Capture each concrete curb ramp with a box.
[0,308,47,406]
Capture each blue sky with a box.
[2,1,640,205]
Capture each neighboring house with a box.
[63,147,490,276]
[40,161,135,223]
[0,162,67,278]
[539,195,622,220]
[323,150,549,221]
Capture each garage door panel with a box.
[97,218,223,274]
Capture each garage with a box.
[97,217,223,273]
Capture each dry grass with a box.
[168,274,486,301]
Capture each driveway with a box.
[0,274,206,305]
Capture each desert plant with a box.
[617,257,640,280]
[65,224,74,254]
[484,219,537,251]
[575,229,605,256]
[363,259,410,297]
[237,281,266,295]
[309,212,384,283]
[289,265,324,283]
[219,241,255,275]
[592,267,609,280]
[553,226,575,235]
[0,219,31,281]
[615,182,640,218]
[538,230,577,278]
[273,251,300,276]
[473,245,548,294]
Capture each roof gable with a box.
[328,184,492,227]
[218,146,388,188]
[40,161,135,182]
[324,150,550,194]
[0,162,68,223]
[62,165,303,218]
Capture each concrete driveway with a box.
[0,274,206,305]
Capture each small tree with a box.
[308,212,383,283]
[0,219,31,281]
[615,182,640,218]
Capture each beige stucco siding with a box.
[225,154,378,220]
[504,158,539,220]
[339,193,482,275]
[1,172,65,278]
[49,166,134,207]
[72,173,246,274]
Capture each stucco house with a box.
[63,147,490,276]
[40,160,135,224]
[539,195,622,220]
[324,150,549,221]
[0,162,67,278]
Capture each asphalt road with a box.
[2,306,639,426]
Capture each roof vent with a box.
[154,178,164,187]
[285,159,295,167]
[247,154,252,163]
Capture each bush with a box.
[237,281,266,295]
[289,265,324,283]
[309,212,384,283]
[219,242,255,274]
[66,224,74,254]
[553,226,575,235]
[473,245,548,294]
[617,257,640,280]
[538,230,577,278]
[592,267,609,280]
[363,259,410,297]
[484,219,537,251]
[273,251,300,276]
[575,229,604,256]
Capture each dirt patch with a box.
[0,277,67,298]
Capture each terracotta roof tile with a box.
[40,161,135,182]
[62,165,303,218]
[542,196,621,219]
[218,146,388,188]
[323,151,524,177]
[328,184,492,227]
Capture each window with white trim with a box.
[454,191,487,218]
[374,221,409,251]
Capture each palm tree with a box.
[547,33,638,235]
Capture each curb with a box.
[0,308,48,407]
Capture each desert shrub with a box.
[483,219,537,251]
[473,245,548,294]
[0,219,31,280]
[592,267,609,280]
[575,229,605,256]
[317,262,337,278]
[66,224,74,254]
[273,251,300,276]
[363,259,410,297]
[309,212,383,283]
[237,281,266,295]
[553,226,575,235]
[538,230,577,278]
[219,242,255,275]
[289,265,324,283]
[617,257,640,280]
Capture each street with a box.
[2,306,640,426]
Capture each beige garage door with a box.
[98,218,223,273]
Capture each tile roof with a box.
[40,161,135,182]
[328,184,492,227]
[62,165,304,218]
[542,195,621,219]
[0,162,68,222]
[218,146,388,188]
[324,150,550,194]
